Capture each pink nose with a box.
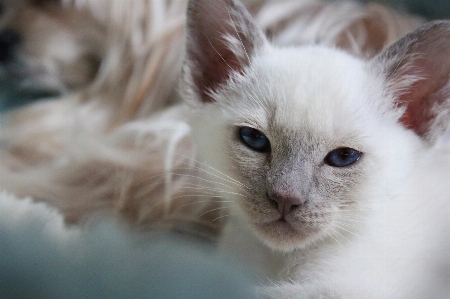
[268,190,306,216]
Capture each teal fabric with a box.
[0,79,56,112]
[407,0,450,19]
[0,223,259,299]
[362,0,450,19]
[0,79,31,112]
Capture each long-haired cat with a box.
[182,0,450,297]
[0,0,423,226]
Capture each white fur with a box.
[188,43,422,249]
[182,1,450,297]
[0,0,422,225]
[257,145,450,298]
[192,47,450,297]
[0,2,436,298]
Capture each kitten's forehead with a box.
[226,45,379,141]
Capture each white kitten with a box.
[181,0,450,297]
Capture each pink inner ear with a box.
[400,94,438,137]
[185,0,265,103]
[398,68,449,136]
[381,21,450,138]
[191,36,246,103]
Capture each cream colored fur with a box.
[0,0,422,229]
[256,143,450,298]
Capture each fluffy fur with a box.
[1,0,446,297]
[0,0,422,227]
[0,0,440,298]
[256,144,450,298]
[181,0,450,297]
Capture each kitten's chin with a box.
[252,220,323,252]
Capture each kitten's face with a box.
[184,0,450,253]
[189,46,419,251]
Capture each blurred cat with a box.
[0,0,423,230]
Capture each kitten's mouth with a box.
[262,218,298,232]
[253,218,318,251]
[253,211,325,249]
[277,217,287,223]
[264,208,295,225]
[246,201,328,248]
[256,208,295,227]
[261,214,300,232]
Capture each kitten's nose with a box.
[0,28,21,62]
[268,190,306,217]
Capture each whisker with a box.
[338,208,376,212]
[327,226,351,243]
[176,154,249,189]
[174,185,249,199]
[140,196,231,220]
[176,200,233,209]
[322,228,344,247]
[141,172,241,193]
[175,185,245,195]
[198,206,231,217]
[190,166,248,189]
[207,37,234,71]
[334,215,366,224]
[212,214,233,222]
[171,194,231,200]
[333,220,363,231]
[332,223,360,238]
[175,163,247,190]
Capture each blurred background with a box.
[362,0,450,19]
[1,0,449,113]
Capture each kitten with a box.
[181,0,450,297]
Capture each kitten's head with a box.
[182,0,450,252]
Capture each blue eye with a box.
[324,148,362,167]
[239,126,271,152]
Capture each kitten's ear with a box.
[373,21,450,141]
[183,0,267,103]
